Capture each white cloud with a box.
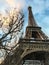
[5,0,26,11]
[6,0,16,8]
[15,0,26,10]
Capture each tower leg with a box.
[44,53,49,65]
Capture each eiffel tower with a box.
[2,6,49,65]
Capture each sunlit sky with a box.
[0,0,49,37]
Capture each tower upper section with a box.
[28,6,37,27]
[25,6,48,39]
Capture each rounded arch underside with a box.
[21,49,49,59]
[23,51,47,60]
[21,51,49,65]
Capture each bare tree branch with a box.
[0,9,24,50]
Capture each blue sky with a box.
[0,0,49,37]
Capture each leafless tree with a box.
[0,8,24,65]
[0,8,24,51]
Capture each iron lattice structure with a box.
[1,6,49,65]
